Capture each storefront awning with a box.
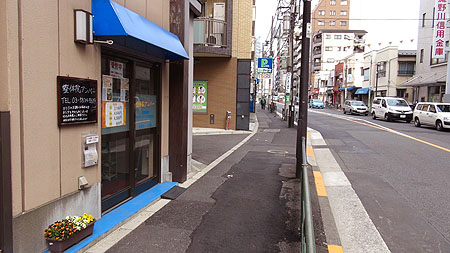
[401,71,446,87]
[338,87,345,91]
[347,86,356,91]
[355,88,369,95]
[92,0,189,60]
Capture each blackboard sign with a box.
[57,76,98,126]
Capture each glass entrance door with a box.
[101,54,160,212]
[134,65,159,195]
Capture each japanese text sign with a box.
[57,76,97,126]
[432,0,448,59]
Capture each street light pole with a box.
[296,0,311,178]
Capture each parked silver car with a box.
[343,100,369,115]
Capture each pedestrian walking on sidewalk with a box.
[261,96,266,110]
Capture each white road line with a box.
[308,128,391,253]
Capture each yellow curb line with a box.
[313,171,327,197]
[328,245,344,253]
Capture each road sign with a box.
[258,58,273,73]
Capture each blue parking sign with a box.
[258,58,273,73]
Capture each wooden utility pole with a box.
[296,0,311,178]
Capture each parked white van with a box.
[413,102,450,131]
[371,97,413,122]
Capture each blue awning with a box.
[338,87,345,91]
[92,0,189,60]
[347,86,356,91]
[355,88,369,95]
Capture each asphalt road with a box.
[308,108,450,253]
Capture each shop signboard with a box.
[57,76,97,126]
[193,81,207,113]
[136,95,157,130]
[432,0,448,59]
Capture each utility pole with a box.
[375,63,379,97]
[296,0,311,178]
[288,0,296,128]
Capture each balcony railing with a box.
[194,17,228,47]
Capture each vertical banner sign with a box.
[193,81,207,113]
[432,0,448,59]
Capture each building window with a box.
[318,20,325,26]
[363,68,370,81]
[348,68,352,74]
[420,49,424,63]
[325,46,333,51]
[341,0,348,5]
[340,21,347,26]
[361,67,364,76]
[318,10,325,16]
[422,13,426,27]
[327,58,335,63]
[340,11,347,16]
[326,34,331,39]
[330,10,336,16]
[330,0,336,5]
[334,35,342,39]
[330,21,336,26]
[398,62,415,76]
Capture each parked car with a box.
[413,102,450,131]
[371,97,413,122]
[343,100,369,115]
[309,99,324,109]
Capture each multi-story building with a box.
[0,0,201,252]
[402,0,449,103]
[340,52,365,103]
[311,29,367,102]
[363,46,416,104]
[193,0,255,130]
[312,0,350,36]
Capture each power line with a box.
[312,17,430,21]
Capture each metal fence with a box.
[301,137,316,253]
[193,17,227,47]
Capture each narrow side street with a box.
[106,109,310,252]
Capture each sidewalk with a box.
[86,109,306,252]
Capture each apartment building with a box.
[193,0,255,130]
[312,0,350,35]
[363,46,416,104]
[311,29,367,102]
[402,0,449,103]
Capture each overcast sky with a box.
[256,0,421,51]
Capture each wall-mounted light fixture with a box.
[74,9,93,44]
